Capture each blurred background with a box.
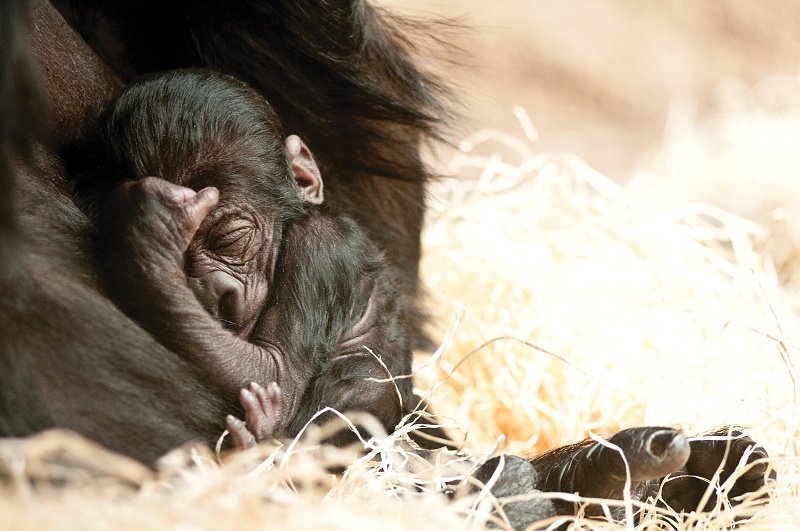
[381,0,800,177]
[373,1,800,470]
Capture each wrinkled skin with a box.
[185,201,277,341]
[226,381,282,449]
[81,69,417,448]
[181,134,321,342]
[99,175,413,440]
[99,177,252,394]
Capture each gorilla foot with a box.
[225,382,282,449]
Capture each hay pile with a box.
[416,82,800,526]
[419,111,799,458]
[3,81,800,529]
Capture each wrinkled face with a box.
[184,199,280,339]
[179,134,322,338]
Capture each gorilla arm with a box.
[98,177,308,429]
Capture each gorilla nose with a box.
[187,272,244,325]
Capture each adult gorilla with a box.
[0,1,771,528]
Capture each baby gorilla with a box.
[88,69,414,447]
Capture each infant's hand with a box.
[102,177,219,276]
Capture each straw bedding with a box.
[2,81,800,529]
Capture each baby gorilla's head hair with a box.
[101,69,304,222]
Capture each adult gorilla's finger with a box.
[594,427,690,483]
[685,430,768,481]
[533,426,689,516]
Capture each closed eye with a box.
[211,225,255,256]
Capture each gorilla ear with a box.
[284,135,323,205]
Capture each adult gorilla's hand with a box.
[476,426,773,530]
[660,429,773,513]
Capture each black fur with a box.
[52,0,449,347]
[0,0,444,464]
[78,69,415,443]
[0,5,770,528]
[0,0,40,243]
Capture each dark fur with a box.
[52,0,448,348]
[79,69,415,441]
[0,0,443,464]
[277,210,413,438]
[73,70,304,223]
[0,0,39,243]
[0,5,770,529]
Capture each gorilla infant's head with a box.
[101,69,328,337]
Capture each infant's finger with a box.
[183,186,219,229]
[168,184,198,203]
[136,176,192,203]
[226,414,257,450]
[138,175,208,208]
[248,382,271,413]
[266,382,281,408]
